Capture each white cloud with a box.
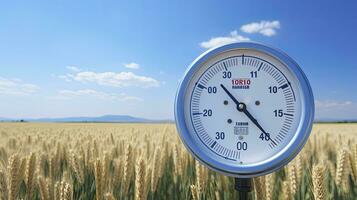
[240,20,280,36]
[0,77,39,96]
[124,62,140,69]
[58,74,74,82]
[66,66,81,72]
[200,31,250,49]
[60,71,160,88]
[315,100,353,109]
[54,89,142,101]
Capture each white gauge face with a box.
[183,48,302,167]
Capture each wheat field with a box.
[0,123,356,200]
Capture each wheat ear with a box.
[190,184,199,200]
[60,181,73,200]
[282,180,291,200]
[105,193,115,200]
[195,160,203,196]
[336,149,347,187]
[295,154,303,185]
[312,164,326,200]
[7,154,20,200]
[135,157,146,200]
[123,144,133,194]
[265,173,275,200]
[70,151,84,184]
[172,144,182,178]
[288,164,297,198]
[49,156,55,180]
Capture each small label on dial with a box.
[232,78,251,89]
[234,122,249,135]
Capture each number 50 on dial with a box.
[175,42,314,177]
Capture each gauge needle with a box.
[220,84,277,145]
[220,84,241,105]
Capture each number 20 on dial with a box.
[175,42,314,177]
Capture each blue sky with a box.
[0,0,356,120]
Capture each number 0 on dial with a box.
[175,42,314,177]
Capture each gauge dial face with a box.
[176,43,314,177]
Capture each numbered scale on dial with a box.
[175,42,314,177]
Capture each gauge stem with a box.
[235,178,252,200]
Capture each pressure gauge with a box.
[175,42,314,177]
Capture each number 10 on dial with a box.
[175,42,314,177]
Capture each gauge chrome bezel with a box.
[174,42,314,177]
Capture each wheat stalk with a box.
[151,147,161,192]
[54,181,61,200]
[37,153,47,177]
[86,142,92,169]
[38,176,50,200]
[113,158,122,187]
[94,159,103,200]
[253,176,266,200]
[351,144,357,181]
[172,144,182,178]
[102,152,110,193]
[93,140,99,159]
[0,170,8,200]
[144,165,151,200]
[0,147,8,168]
[49,156,56,181]
[19,157,27,180]
[328,161,336,180]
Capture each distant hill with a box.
[314,118,357,123]
[0,115,173,123]
[1,115,355,123]
[0,117,11,121]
